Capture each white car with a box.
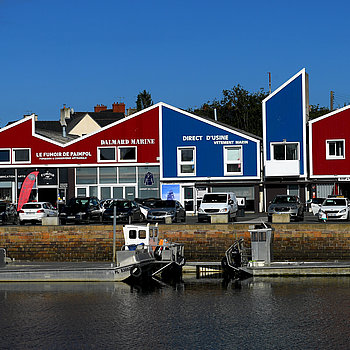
[318,197,350,221]
[18,202,58,225]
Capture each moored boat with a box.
[116,223,185,283]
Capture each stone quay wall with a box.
[1,223,350,262]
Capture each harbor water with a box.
[0,276,349,349]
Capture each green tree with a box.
[136,90,153,111]
[308,104,330,120]
[190,85,268,137]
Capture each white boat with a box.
[115,223,185,282]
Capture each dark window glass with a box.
[14,149,30,162]
[0,150,10,162]
[99,148,116,161]
[120,147,136,161]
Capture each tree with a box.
[190,85,268,137]
[136,90,153,111]
[308,104,330,120]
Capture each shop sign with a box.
[35,152,92,161]
[338,177,350,181]
[0,169,15,181]
[101,138,155,145]
[182,134,249,145]
[38,168,57,185]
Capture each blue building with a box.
[262,69,309,208]
[159,103,262,212]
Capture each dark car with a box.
[146,200,186,223]
[0,202,18,225]
[102,199,144,224]
[267,195,304,222]
[59,196,102,224]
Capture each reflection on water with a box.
[0,276,350,349]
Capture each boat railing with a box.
[225,239,251,271]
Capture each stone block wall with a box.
[1,223,350,262]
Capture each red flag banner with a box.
[17,171,39,211]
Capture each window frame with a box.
[326,139,345,160]
[224,145,243,176]
[177,146,196,176]
[118,146,137,162]
[97,146,117,163]
[12,148,31,164]
[270,142,299,161]
[0,148,11,164]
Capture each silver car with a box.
[267,195,304,222]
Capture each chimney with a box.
[94,104,107,113]
[112,102,125,114]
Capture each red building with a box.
[309,105,350,198]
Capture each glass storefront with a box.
[75,166,160,200]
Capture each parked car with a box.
[134,198,160,219]
[18,202,58,225]
[0,202,18,225]
[267,195,304,222]
[198,192,238,222]
[318,197,350,221]
[59,196,102,224]
[102,199,144,223]
[146,200,186,223]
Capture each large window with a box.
[119,167,136,183]
[0,149,10,164]
[99,167,117,184]
[98,147,116,162]
[177,147,196,176]
[326,140,345,159]
[76,167,97,184]
[224,146,242,175]
[13,148,30,163]
[119,147,137,162]
[271,143,298,160]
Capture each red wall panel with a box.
[312,108,350,175]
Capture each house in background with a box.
[262,68,309,208]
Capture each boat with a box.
[116,223,185,282]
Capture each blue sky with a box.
[1,0,350,126]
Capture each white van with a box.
[198,192,238,222]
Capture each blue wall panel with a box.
[265,74,304,174]
[161,107,259,179]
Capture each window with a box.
[0,149,10,164]
[76,168,97,184]
[177,147,196,176]
[119,147,137,162]
[326,140,345,159]
[271,143,299,160]
[224,146,242,175]
[119,167,136,183]
[98,147,116,162]
[99,167,117,184]
[13,148,30,163]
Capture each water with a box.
[0,276,350,350]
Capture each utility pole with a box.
[330,91,334,111]
[268,72,271,94]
